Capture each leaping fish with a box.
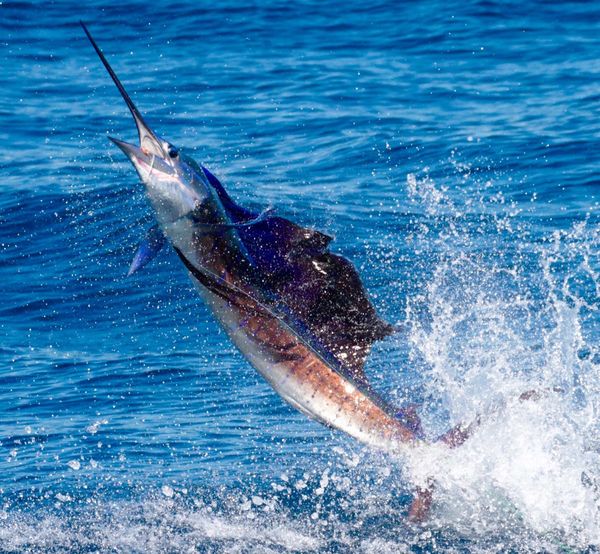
[81,22,473,519]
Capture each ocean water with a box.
[2,0,600,551]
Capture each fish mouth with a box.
[109,136,175,178]
[81,21,165,159]
[108,136,145,162]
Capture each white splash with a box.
[400,169,600,548]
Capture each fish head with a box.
[82,22,214,226]
[109,136,212,226]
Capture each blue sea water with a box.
[2,1,600,551]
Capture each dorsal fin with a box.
[237,215,394,384]
[200,167,395,385]
[202,165,258,222]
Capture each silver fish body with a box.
[81,22,419,455]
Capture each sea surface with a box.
[2,1,600,552]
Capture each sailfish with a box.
[81,23,471,519]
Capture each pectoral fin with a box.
[192,208,275,234]
[127,225,166,276]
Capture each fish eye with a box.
[167,145,179,159]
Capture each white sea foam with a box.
[0,496,324,553]
[400,169,600,549]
